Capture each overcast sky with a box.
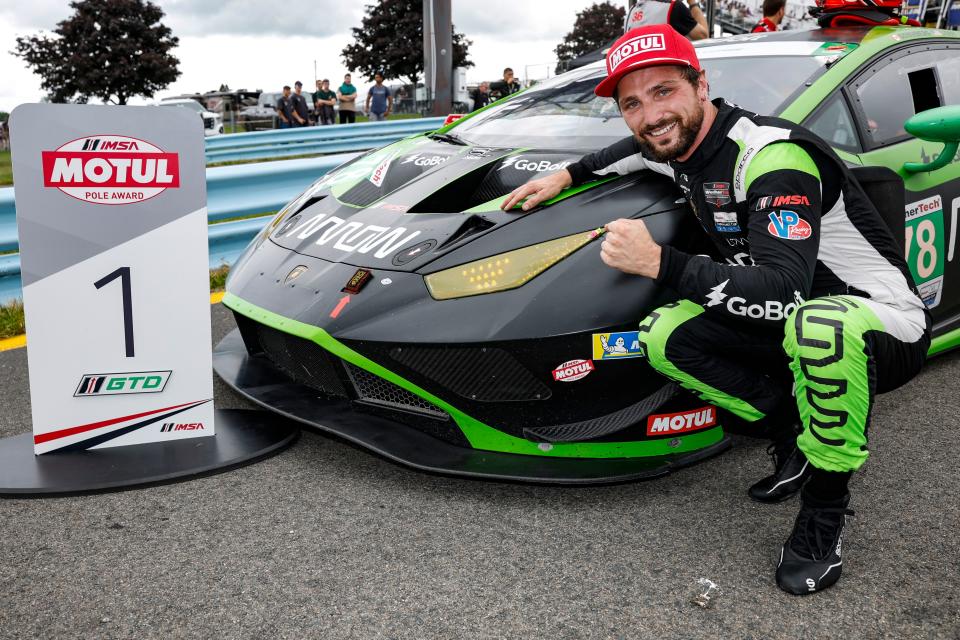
[0,0,645,112]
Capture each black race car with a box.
[215,26,960,483]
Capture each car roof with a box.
[580,25,959,71]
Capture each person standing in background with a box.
[314,79,337,126]
[490,68,522,100]
[365,72,393,122]
[337,73,358,124]
[471,81,492,111]
[752,0,786,31]
[276,85,294,129]
[291,81,310,127]
[625,0,709,39]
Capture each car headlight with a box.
[424,230,595,300]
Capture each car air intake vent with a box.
[390,346,551,402]
[339,154,442,207]
[470,153,581,208]
[343,363,448,419]
[252,322,349,398]
[524,383,678,442]
[439,215,496,248]
[338,179,385,207]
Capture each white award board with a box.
[10,104,215,454]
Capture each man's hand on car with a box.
[500,169,573,211]
[600,218,661,278]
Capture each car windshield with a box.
[452,55,829,150]
[161,101,205,114]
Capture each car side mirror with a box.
[903,105,960,173]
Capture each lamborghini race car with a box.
[215,26,960,483]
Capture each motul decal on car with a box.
[646,406,717,436]
[552,359,594,382]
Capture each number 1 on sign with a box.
[94,266,135,357]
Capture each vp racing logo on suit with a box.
[767,210,812,240]
[704,279,806,320]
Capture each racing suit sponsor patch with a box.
[592,331,643,360]
[756,194,810,210]
[712,211,741,233]
[767,210,811,240]
[703,181,731,207]
[705,282,805,320]
[646,406,717,436]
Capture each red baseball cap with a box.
[595,25,702,98]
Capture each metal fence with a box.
[0,117,446,304]
[0,151,361,304]
[205,117,445,164]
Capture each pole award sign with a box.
[10,104,215,454]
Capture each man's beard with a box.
[635,103,704,163]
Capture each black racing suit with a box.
[566,98,931,472]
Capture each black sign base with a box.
[0,409,299,497]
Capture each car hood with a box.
[268,136,593,272]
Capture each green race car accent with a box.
[223,292,724,459]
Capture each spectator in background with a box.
[490,68,522,100]
[752,0,786,31]
[625,0,709,40]
[365,72,393,122]
[337,73,358,124]
[314,79,337,126]
[276,85,294,129]
[291,81,310,127]
[471,81,492,111]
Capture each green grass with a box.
[0,150,11,186]
[209,264,230,292]
[0,266,235,340]
[0,298,25,340]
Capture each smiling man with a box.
[502,25,931,594]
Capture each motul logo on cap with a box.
[41,135,180,205]
[608,34,666,72]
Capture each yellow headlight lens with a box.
[424,230,595,300]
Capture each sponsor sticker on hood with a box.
[369,153,395,187]
[499,156,575,173]
[592,331,643,360]
[42,135,180,205]
[552,359,594,382]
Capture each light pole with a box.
[423,0,452,115]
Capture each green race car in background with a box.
[216,25,960,483]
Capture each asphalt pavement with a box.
[0,303,958,639]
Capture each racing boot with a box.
[776,491,854,595]
[748,434,812,503]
